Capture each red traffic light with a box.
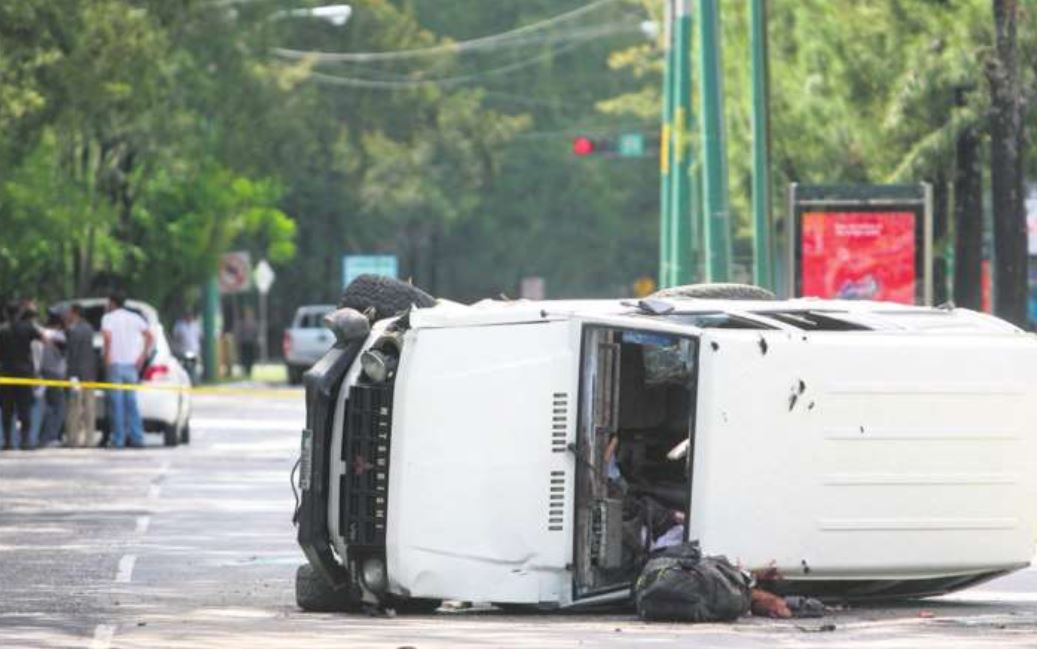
[571,136,595,156]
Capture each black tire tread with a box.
[163,423,179,447]
[340,275,436,322]
[653,283,776,301]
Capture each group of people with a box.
[0,291,152,450]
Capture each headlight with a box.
[360,349,397,383]
[361,557,387,594]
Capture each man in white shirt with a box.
[101,291,153,448]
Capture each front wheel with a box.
[295,564,362,613]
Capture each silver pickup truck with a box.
[283,304,336,384]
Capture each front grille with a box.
[340,384,393,549]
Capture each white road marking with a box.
[93,459,162,647]
[115,554,136,583]
[89,624,115,649]
[135,515,150,534]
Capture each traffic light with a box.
[571,136,596,156]
[570,133,652,158]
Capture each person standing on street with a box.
[101,291,153,449]
[38,308,68,448]
[236,307,260,379]
[64,304,98,448]
[0,300,44,450]
[172,310,201,358]
[172,309,201,382]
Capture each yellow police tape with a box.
[0,376,302,399]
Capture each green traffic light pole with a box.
[202,275,219,382]
[749,0,773,290]
[697,0,732,282]
[670,0,695,286]
[658,0,675,288]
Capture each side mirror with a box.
[323,308,371,346]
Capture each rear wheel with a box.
[179,422,190,445]
[162,423,179,447]
[653,283,776,301]
[295,564,363,613]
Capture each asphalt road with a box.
[1,389,1035,649]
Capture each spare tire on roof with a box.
[653,283,776,301]
[340,274,436,321]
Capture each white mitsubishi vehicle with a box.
[294,277,1037,613]
[53,298,193,447]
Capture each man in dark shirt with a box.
[64,304,98,447]
[0,300,43,450]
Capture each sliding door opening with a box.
[573,327,698,598]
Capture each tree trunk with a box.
[987,0,1028,325]
[931,171,949,304]
[953,89,984,310]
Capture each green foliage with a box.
[2,0,1034,324]
[130,165,294,309]
[602,0,1036,277]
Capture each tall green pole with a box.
[202,275,219,382]
[697,0,732,281]
[670,0,695,285]
[749,0,773,290]
[658,0,675,288]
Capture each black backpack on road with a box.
[633,541,751,623]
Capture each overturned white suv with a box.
[294,276,1037,613]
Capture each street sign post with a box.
[254,260,276,362]
[254,260,275,294]
[519,277,546,300]
[342,254,398,288]
[219,251,252,294]
[617,133,646,158]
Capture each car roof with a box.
[409,297,1025,336]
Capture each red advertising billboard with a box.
[800,211,917,304]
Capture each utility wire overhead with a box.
[307,37,595,89]
[273,0,623,63]
[274,19,640,66]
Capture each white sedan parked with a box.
[53,298,192,446]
